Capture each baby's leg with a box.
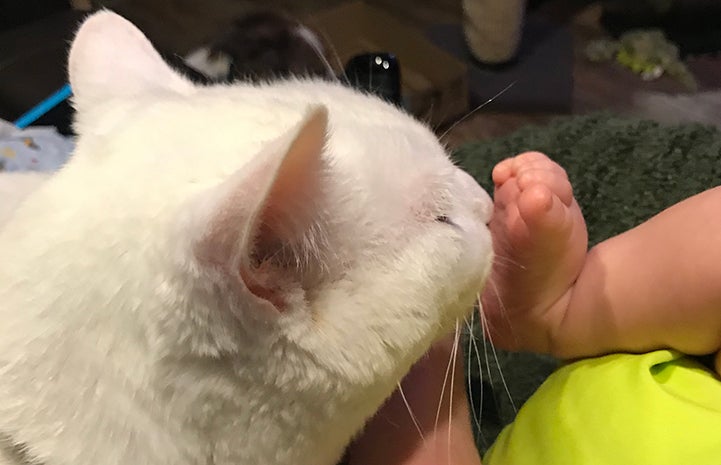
[481,152,587,353]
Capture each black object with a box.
[213,10,333,82]
[161,53,217,85]
[0,0,71,32]
[343,53,402,107]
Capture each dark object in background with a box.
[0,7,334,134]
[0,9,84,135]
[344,53,403,107]
[601,0,721,56]
[162,54,217,85]
[307,1,469,127]
[0,0,70,31]
[184,10,333,82]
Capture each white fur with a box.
[0,11,493,465]
[0,172,50,228]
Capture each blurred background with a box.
[2,0,720,141]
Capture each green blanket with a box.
[452,113,721,452]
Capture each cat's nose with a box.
[457,170,493,223]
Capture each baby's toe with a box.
[493,175,521,210]
[493,151,552,185]
[492,159,514,186]
[516,168,573,206]
[514,152,567,177]
[511,151,552,170]
[517,184,569,234]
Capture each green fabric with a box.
[483,351,721,464]
[454,113,721,247]
[453,114,721,451]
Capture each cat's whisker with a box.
[285,16,338,82]
[492,254,527,270]
[471,325,486,443]
[490,234,526,262]
[447,319,461,464]
[309,42,338,82]
[488,260,526,274]
[318,35,350,85]
[486,278,522,348]
[422,100,436,128]
[433,324,457,445]
[439,81,517,141]
[397,381,426,443]
[478,295,495,404]
[476,296,509,448]
[478,293,517,414]
[463,314,483,439]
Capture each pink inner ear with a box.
[258,107,328,244]
[195,107,329,312]
[239,267,287,310]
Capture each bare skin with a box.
[345,335,482,465]
[483,151,721,374]
[347,150,721,465]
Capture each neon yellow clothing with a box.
[484,350,721,464]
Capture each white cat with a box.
[0,11,493,465]
[0,172,49,227]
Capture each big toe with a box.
[516,166,573,206]
[517,184,568,234]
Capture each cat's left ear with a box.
[192,106,330,315]
[68,11,192,112]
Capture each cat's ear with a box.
[68,11,192,111]
[193,106,330,314]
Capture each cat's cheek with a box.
[451,219,494,289]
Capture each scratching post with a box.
[462,0,527,64]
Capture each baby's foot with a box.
[481,152,588,353]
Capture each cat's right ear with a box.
[190,106,330,318]
[68,11,192,112]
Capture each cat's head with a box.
[43,11,493,390]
